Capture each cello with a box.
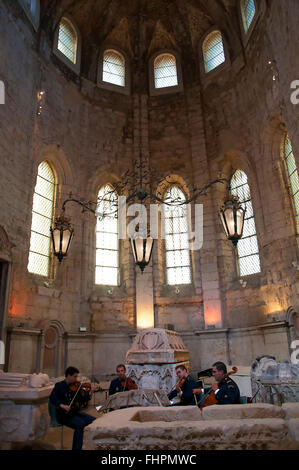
[198,366,238,410]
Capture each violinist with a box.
[108,364,138,396]
[168,365,197,406]
[193,362,240,405]
[49,366,96,450]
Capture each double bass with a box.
[198,366,238,410]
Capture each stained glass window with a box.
[163,187,192,285]
[95,184,119,286]
[103,50,125,87]
[203,30,225,73]
[28,162,55,277]
[58,18,77,64]
[154,54,178,89]
[241,0,256,33]
[230,170,261,276]
[282,134,299,233]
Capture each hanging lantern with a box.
[219,197,246,246]
[130,234,154,273]
[50,214,74,262]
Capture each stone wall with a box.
[0,0,298,376]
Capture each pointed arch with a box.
[53,16,81,74]
[102,49,125,87]
[281,133,299,233]
[154,53,178,89]
[230,170,261,276]
[95,184,119,286]
[28,161,56,277]
[163,186,192,285]
[202,30,225,73]
[240,0,256,33]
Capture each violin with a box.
[176,376,187,391]
[198,366,238,410]
[67,380,101,412]
[121,377,138,391]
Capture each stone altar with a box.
[0,371,53,449]
[251,355,299,405]
[99,389,171,412]
[84,403,299,450]
[126,328,190,393]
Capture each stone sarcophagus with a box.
[0,371,53,449]
[126,328,190,393]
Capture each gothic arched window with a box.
[95,184,119,286]
[282,133,299,233]
[28,161,55,277]
[240,0,256,33]
[102,50,126,87]
[230,170,261,276]
[202,30,225,73]
[154,53,178,89]
[58,17,78,64]
[163,187,192,285]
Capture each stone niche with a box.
[0,371,53,449]
[126,328,190,392]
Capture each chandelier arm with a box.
[149,178,228,206]
[61,198,96,214]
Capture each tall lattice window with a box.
[230,170,261,276]
[28,162,55,277]
[241,0,256,33]
[203,30,225,73]
[154,54,178,89]
[95,184,119,286]
[102,50,125,87]
[163,187,191,285]
[282,134,299,233]
[58,18,77,64]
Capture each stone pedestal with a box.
[126,328,190,393]
[0,371,53,449]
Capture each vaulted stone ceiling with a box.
[41,0,244,82]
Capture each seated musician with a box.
[168,365,198,406]
[108,364,138,396]
[49,366,96,450]
[193,361,240,405]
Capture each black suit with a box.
[49,380,95,450]
[168,375,198,406]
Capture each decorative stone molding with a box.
[126,328,189,364]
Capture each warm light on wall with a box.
[137,309,155,329]
[204,300,222,327]
[267,301,283,315]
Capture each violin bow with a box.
[67,382,83,413]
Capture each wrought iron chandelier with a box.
[50,150,245,272]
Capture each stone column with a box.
[133,93,155,329]
[135,260,155,329]
[185,89,223,328]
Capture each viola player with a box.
[49,366,96,450]
[168,365,197,406]
[108,364,138,396]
